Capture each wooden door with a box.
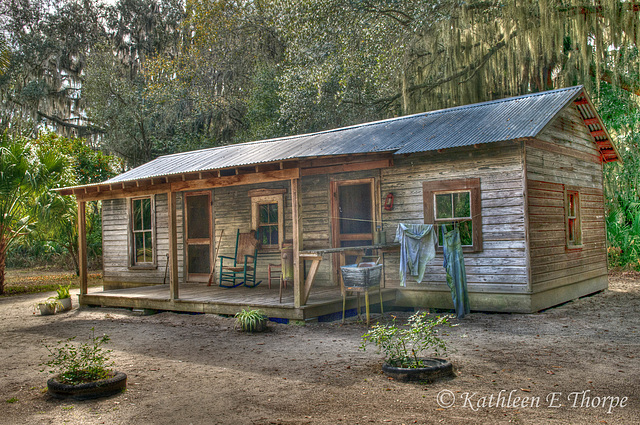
[185,192,213,282]
[331,179,375,281]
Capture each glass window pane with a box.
[133,199,142,231]
[568,219,576,242]
[257,227,267,245]
[568,194,576,217]
[435,194,453,219]
[142,198,152,230]
[453,192,471,218]
[438,223,455,246]
[437,222,472,246]
[144,231,153,262]
[258,225,278,245]
[269,225,278,245]
[259,204,268,224]
[459,221,473,246]
[135,232,144,263]
[268,203,278,224]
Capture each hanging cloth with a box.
[394,224,436,287]
[441,225,471,318]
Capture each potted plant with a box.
[41,328,126,400]
[33,299,63,316]
[360,311,456,382]
[234,308,268,332]
[52,285,72,312]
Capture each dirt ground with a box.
[1,273,638,425]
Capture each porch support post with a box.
[168,191,179,300]
[291,178,304,308]
[77,200,88,295]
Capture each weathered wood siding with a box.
[102,193,185,284]
[214,182,288,285]
[212,177,335,287]
[380,142,529,291]
[526,105,608,291]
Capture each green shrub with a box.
[606,206,640,270]
[41,328,114,385]
[360,312,455,368]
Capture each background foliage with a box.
[1,0,639,270]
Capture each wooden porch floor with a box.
[80,283,397,321]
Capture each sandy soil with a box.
[1,273,639,425]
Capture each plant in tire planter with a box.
[41,328,126,400]
[360,312,456,382]
[235,308,268,332]
[52,285,72,311]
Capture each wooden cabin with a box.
[57,86,619,320]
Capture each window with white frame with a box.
[250,191,284,250]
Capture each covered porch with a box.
[80,282,397,321]
[58,152,396,320]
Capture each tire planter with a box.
[240,318,268,333]
[47,371,127,400]
[382,358,453,383]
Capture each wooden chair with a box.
[219,230,260,288]
[268,263,289,303]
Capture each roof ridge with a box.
[416,85,583,118]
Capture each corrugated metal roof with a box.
[103,86,584,184]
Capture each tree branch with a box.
[8,97,106,135]
[363,30,516,110]
[35,110,106,136]
[592,66,640,96]
[357,1,414,27]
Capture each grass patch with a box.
[2,271,102,298]
[6,397,18,403]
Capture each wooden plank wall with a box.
[102,193,185,284]
[526,105,608,291]
[213,178,335,287]
[380,143,529,291]
[213,182,288,285]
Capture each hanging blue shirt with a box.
[394,224,436,287]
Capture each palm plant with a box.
[36,191,80,274]
[0,37,9,75]
[0,132,67,294]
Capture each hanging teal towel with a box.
[394,224,436,286]
[442,225,471,318]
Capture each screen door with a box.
[185,192,212,282]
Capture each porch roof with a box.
[57,85,618,196]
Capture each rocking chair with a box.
[219,229,260,288]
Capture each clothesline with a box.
[329,216,477,224]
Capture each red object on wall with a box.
[384,193,394,211]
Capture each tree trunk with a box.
[0,236,6,295]
[67,243,80,277]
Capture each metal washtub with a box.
[340,264,383,290]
